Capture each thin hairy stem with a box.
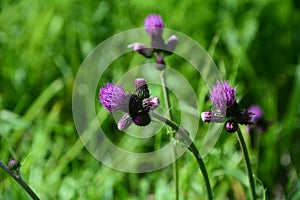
[159,70,179,200]
[151,111,213,200]
[0,160,40,200]
[160,70,172,120]
[236,127,257,200]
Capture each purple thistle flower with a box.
[248,105,263,121]
[202,80,259,133]
[246,105,270,134]
[99,78,160,130]
[99,83,130,113]
[128,14,178,71]
[209,81,237,113]
[144,14,164,37]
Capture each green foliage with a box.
[0,0,299,199]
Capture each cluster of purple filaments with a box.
[209,81,236,111]
[99,83,129,113]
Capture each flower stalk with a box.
[159,69,179,200]
[236,127,257,200]
[151,111,213,200]
[201,80,259,199]
[142,13,180,199]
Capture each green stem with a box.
[151,111,213,200]
[188,143,213,200]
[160,70,179,200]
[160,70,172,120]
[236,127,256,200]
[0,160,40,200]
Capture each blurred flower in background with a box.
[246,105,270,134]
[128,14,179,70]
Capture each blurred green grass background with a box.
[1,0,300,199]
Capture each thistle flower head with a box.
[202,81,259,133]
[99,83,129,113]
[144,14,164,37]
[99,78,160,130]
[209,81,236,111]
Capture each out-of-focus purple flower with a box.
[248,105,263,121]
[144,14,166,50]
[99,78,160,130]
[246,105,270,134]
[128,14,179,70]
[237,110,257,125]
[99,83,130,113]
[144,14,164,37]
[209,81,237,113]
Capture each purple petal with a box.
[117,113,133,130]
[144,14,164,37]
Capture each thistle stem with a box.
[0,160,40,200]
[160,70,172,120]
[236,127,257,200]
[159,70,179,200]
[151,111,213,200]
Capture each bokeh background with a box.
[1,0,300,199]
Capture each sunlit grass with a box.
[0,0,299,199]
